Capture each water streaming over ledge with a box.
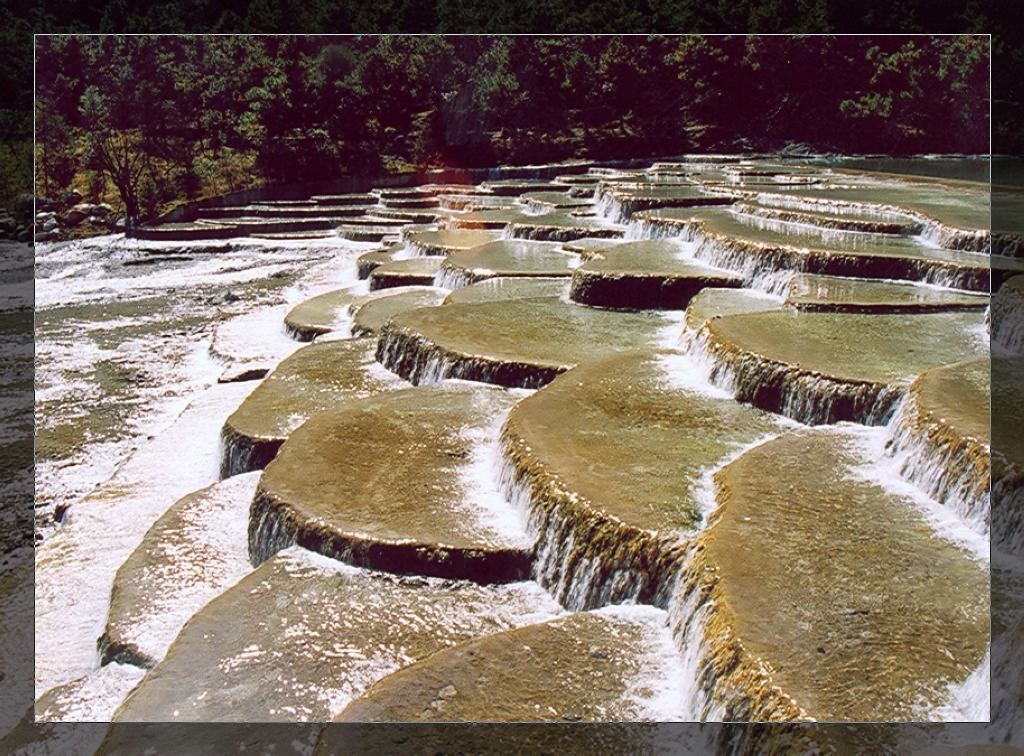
[30,157,999,729]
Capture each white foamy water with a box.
[35,663,147,723]
[845,424,989,563]
[109,472,263,666]
[656,349,733,400]
[593,603,692,721]
[456,411,533,549]
[35,379,257,698]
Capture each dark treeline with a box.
[2,1,1020,217]
[34,35,988,223]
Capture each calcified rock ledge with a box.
[368,257,444,290]
[784,274,989,314]
[992,275,1024,354]
[248,385,532,583]
[402,229,501,257]
[283,287,363,341]
[356,246,402,280]
[669,547,811,723]
[670,427,989,723]
[497,430,688,610]
[335,608,685,722]
[376,321,566,389]
[629,214,989,292]
[248,489,532,583]
[220,340,398,476]
[733,202,922,235]
[568,242,743,310]
[506,222,623,242]
[716,190,991,254]
[688,326,903,425]
[885,360,991,533]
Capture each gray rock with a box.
[62,209,86,227]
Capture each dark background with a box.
[1,3,1020,752]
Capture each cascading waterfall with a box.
[495,433,688,611]
[219,424,283,478]
[432,265,478,291]
[991,285,1024,355]
[626,215,988,293]
[884,394,990,536]
[375,323,563,389]
[683,326,904,426]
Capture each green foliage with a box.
[33,35,991,220]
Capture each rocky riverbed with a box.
[18,156,1023,749]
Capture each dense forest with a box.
[30,35,989,224]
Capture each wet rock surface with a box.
[221,339,402,475]
[785,273,990,313]
[501,349,781,608]
[631,206,1007,291]
[685,426,989,722]
[283,286,366,340]
[34,157,999,731]
[696,309,986,424]
[569,239,743,310]
[443,275,569,305]
[350,286,448,336]
[436,239,577,288]
[887,358,992,533]
[113,547,561,721]
[369,256,444,290]
[377,295,668,388]
[402,229,502,256]
[336,606,686,722]
[251,383,532,581]
[100,473,262,668]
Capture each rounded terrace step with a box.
[376,296,669,389]
[350,286,447,336]
[480,180,569,196]
[436,240,577,289]
[568,239,743,310]
[693,309,987,424]
[402,228,502,256]
[677,425,989,722]
[220,339,403,476]
[311,193,377,205]
[562,237,625,258]
[520,191,593,212]
[249,383,532,582]
[598,183,735,220]
[784,274,990,313]
[631,206,1008,291]
[112,547,561,721]
[506,212,624,242]
[336,606,686,722]
[443,276,569,305]
[368,257,444,290]
[682,288,785,333]
[337,224,405,242]
[887,358,993,535]
[283,286,365,341]
[437,193,518,211]
[992,274,1024,354]
[447,208,537,230]
[733,201,921,235]
[356,245,403,279]
[99,472,262,669]
[500,348,781,608]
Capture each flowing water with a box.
[24,157,1016,746]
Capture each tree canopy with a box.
[32,35,989,221]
